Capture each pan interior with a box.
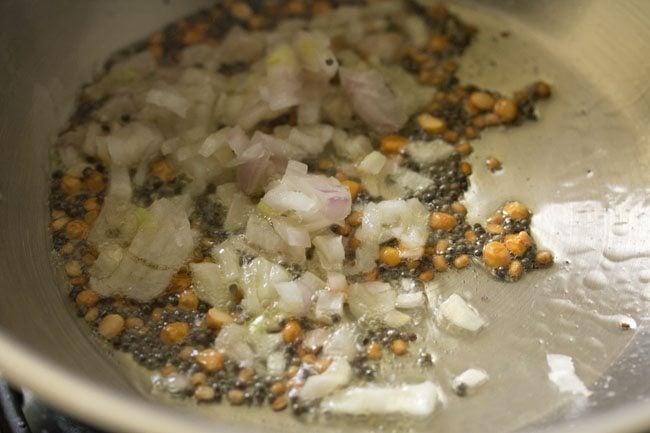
[107,3,650,433]
[0,1,649,433]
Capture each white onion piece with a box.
[547,354,591,397]
[272,217,311,248]
[146,88,190,118]
[274,280,312,316]
[199,128,230,157]
[190,262,231,309]
[127,199,194,268]
[88,197,138,247]
[267,352,286,377]
[315,290,344,322]
[332,130,373,162]
[245,213,284,252]
[225,126,250,156]
[260,43,302,111]
[156,373,190,394]
[391,167,433,193]
[326,272,348,292]
[303,328,332,352]
[438,294,486,334]
[90,198,193,301]
[97,122,163,167]
[240,257,291,315]
[214,324,255,368]
[261,160,351,232]
[384,310,412,328]
[90,244,124,280]
[108,165,132,201]
[339,67,407,134]
[396,292,425,309]
[299,358,352,401]
[293,31,339,78]
[358,151,387,175]
[275,272,324,316]
[218,26,265,64]
[348,282,395,318]
[452,369,489,396]
[224,193,255,232]
[313,234,345,271]
[249,332,283,359]
[323,324,357,360]
[321,382,441,416]
[406,139,454,165]
[215,183,238,207]
[211,237,246,284]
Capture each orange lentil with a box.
[196,349,224,372]
[380,135,409,154]
[62,175,82,195]
[84,308,99,322]
[76,289,99,307]
[270,382,286,396]
[453,254,470,269]
[417,113,447,134]
[85,171,105,193]
[486,156,502,172]
[346,211,363,227]
[494,98,518,123]
[317,158,335,170]
[391,339,408,356]
[455,142,473,156]
[451,201,467,216]
[151,159,175,182]
[508,260,524,280]
[334,172,348,182]
[459,161,472,175]
[191,372,208,386]
[205,308,234,330]
[464,230,477,242]
[286,365,300,379]
[238,367,255,384]
[341,180,361,201]
[469,91,495,111]
[178,290,199,310]
[367,342,382,360]
[379,246,401,267]
[271,395,289,411]
[125,317,144,330]
[160,322,189,344]
[535,250,554,267]
[65,219,89,240]
[483,242,511,268]
[170,272,192,292]
[432,255,448,272]
[429,212,457,231]
[535,81,552,98]
[282,320,303,344]
[98,314,125,339]
[503,201,530,220]
[227,389,245,406]
[418,269,435,282]
[504,231,532,257]
[194,385,216,402]
[486,222,504,235]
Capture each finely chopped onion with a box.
[49,0,556,419]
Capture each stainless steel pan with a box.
[1,1,649,432]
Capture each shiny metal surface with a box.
[0,1,649,433]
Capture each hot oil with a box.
[98,2,650,433]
